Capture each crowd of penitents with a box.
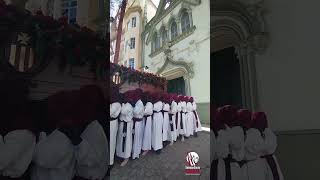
[0,81,109,180]
[110,86,202,167]
[211,105,283,180]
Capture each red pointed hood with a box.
[236,109,252,129]
[218,105,238,126]
[252,112,268,131]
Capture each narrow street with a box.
[110,131,210,180]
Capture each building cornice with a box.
[124,6,143,19]
[142,0,200,36]
[149,25,196,58]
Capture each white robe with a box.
[132,100,145,159]
[186,102,195,137]
[169,101,178,142]
[31,130,76,180]
[142,102,153,151]
[75,120,108,179]
[177,102,187,136]
[242,128,266,180]
[152,101,163,151]
[162,103,170,142]
[262,128,284,180]
[192,102,202,132]
[109,102,121,165]
[176,103,182,136]
[116,103,133,159]
[215,129,229,180]
[227,126,246,180]
[0,130,35,178]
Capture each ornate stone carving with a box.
[188,40,199,55]
[213,0,268,111]
[156,47,194,79]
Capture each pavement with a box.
[109,131,210,180]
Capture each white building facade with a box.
[142,0,210,123]
[118,0,157,69]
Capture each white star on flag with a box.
[17,33,30,45]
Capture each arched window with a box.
[161,27,167,45]
[155,34,160,49]
[171,21,178,39]
[152,33,157,52]
[152,32,160,52]
[181,11,191,33]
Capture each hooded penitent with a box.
[116,90,134,159]
[73,86,108,180]
[168,94,178,142]
[0,79,36,180]
[80,85,106,123]
[161,92,171,142]
[252,112,283,180]
[110,86,120,166]
[110,86,121,120]
[242,111,270,180]
[237,109,252,130]
[185,96,195,137]
[142,92,153,151]
[151,91,164,151]
[211,108,229,180]
[111,86,120,104]
[132,89,145,159]
[252,112,268,132]
[218,105,238,127]
[32,91,76,180]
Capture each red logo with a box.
[185,152,201,175]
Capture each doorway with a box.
[167,77,186,95]
[212,47,242,107]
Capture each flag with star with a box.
[4,30,37,73]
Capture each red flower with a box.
[58,16,68,26]
[36,9,43,16]
[0,0,5,6]
[74,46,81,57]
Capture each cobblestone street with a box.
[110,131,210,180]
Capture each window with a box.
[154,34,160,50]
[124,60,128,67]
[129,58,135,69]
[62,0,77,24]
[132,17,136,27]
[161,28,167,45]
[127,20,130,30]
[171,21,178,39]
[181,11,191,33]
[130,38,135,49]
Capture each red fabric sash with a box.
[110,114,120,121]
[180,112,184,130]
[193,111,199,128]
[175,112,179,130]
[211,159,219,180]
[224,156,232,180]
[261,155,280,180]
[122,121,127,152]
[73,176,90,180]
[169,114,174,131]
